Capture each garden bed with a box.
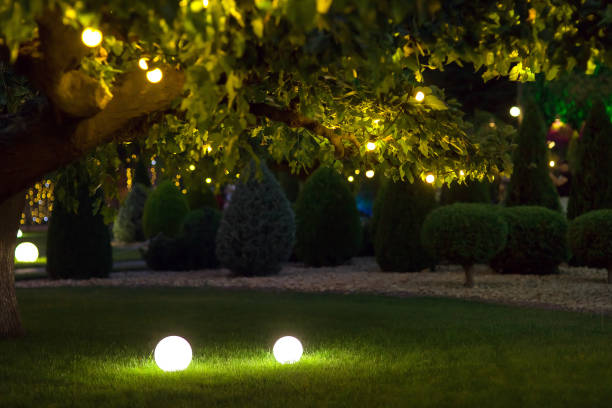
[16,257,611,315]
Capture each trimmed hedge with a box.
[294,166,362,266]
[568,209,612,283]
[142,180,190,239]
[47,167,112,279]
[186,185,218,211]
[142,233,189,271]
[421,203,507,287]
[113,183,148,243]
[216,162,295,276]
[373,179,436,272]
[490,206,568,275]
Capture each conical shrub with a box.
[113,183,148,243]
[373,179,436,272]
[216,162,295,276]
[505,98,561,211]
[142,180,190,239]
[567,100,612,219]
[294,166,362,266]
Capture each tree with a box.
[567,100,612,219]
[0,1,610,336]
[505,97,561,211]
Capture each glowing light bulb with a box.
[354,169,360,175]
[365,170,375,178]
[138,58,149,70]
[415,91,425,102]
[146,68,163,83]
[425,174,435,184]
[459,170,465,176]
[366,142,376,151]
[189,164,196,171]
[548,141,556,149]
[205,177,212,184]
[14,242,38,262]
[154,336,192,372]
[373,119,381,125]
[347,175,354,182]
[549,160,555,168]
[509,106,521,117]
[273,336,303,364]
[81,28,102,47]
[17,229,23,238]
[203,0,209,7]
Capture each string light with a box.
[549,160,555,168]
[203,0,209,7]
[146,68,163,83]
[459,170,465,176]
[366,142,376,151]
[425,174,435,183]
[138,58,149,70]
[205,177,212,184]
[81,28,102,47]
[354,169,360,175]
[189,164,196,171]
[548,141,556,149]
[509,106,521,117]
[347,175,354,182]
[365,170,375,178]
[415,91,425,102]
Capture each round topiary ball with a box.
[490,206,568,275]
[294,166,362,266]
[142,233,189,271]
[113,183,149,243]
[373,179,436,272]
[568,209,612,283]
[216,162,295,276]
[421,203,507,287]
[182,208,221,269]
[142,180,190,239]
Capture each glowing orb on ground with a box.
[273,336,303,364]
[15,242,38,263]
[509,106,521,117]
[81,28,102,47]
[17,229,23,238]
[146,68,163,83]
[154,336,192,372]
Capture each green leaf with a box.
[252,17,264,39]
[316,0,333,14]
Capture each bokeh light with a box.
[154,336,192,372]
[273,336,303,364]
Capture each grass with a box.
[14,229,144,270]
[1,287,611,407]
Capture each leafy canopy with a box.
[1,0,609,187]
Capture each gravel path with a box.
[16,257,612,315]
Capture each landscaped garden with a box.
[1,1,612,407]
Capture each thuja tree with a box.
[567,100,612,219]
[505,97,561,211]
[0,1,609,337]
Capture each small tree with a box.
[568,209,612,284]
[567,100,612,219]
[113,183,148,242]
[373,179,436,272]
[216,162,295,276]
[294,166,362,266]
[505,98,561,211]
[142,180,190,239]
[421,203,507,287]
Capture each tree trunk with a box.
[0,193,25,338]
[463,264,475,288]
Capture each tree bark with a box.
[463,264,475,288]
[0,192,25,338]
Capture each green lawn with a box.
[1,288,611,407]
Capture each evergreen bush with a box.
[112,183,148,243]
[142,233,189,271]
[133,155,151,187]
[47,166,112,279]
[216,162,295,276]
[182,208,221,269]
[490,206,568,275]
[186,185,218,210]
[567,100,612,219]
[568,209,612,283]
[421,203,507,287]
[294,166,362,266]
[373,179,436,272]
[439,179,491,205]
[142,180,190,239]
[505,98,561,211]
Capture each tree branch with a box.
[249,102,360,157]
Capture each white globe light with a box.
[365,169,375,178]
[366,142,376,151]
[154,336,192,372]
[81,27,102,47]
[509,106,521,117]
[415,91,425,102]
[146,68,163,83]
[425,174,435,184]
[15,242,38,263]
[273,336,303,364]
[17,229,23,238]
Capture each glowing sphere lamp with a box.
[81,28,102,47]
[273,336,303,364]
[365,170,375,178]
[509,106,521,117]
[146,68,163,83]
[15,242,38,262]
[415,91,425,102]
[154,336,192,372]
[425,174,435,184]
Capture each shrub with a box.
[567,100,612,219]
[505,97,561,211]
[216,162,295,276]
[142,233,189,271]
[568,209,612,284]
[47,166,112,279]
[439,179,491,205]
[421,203,507,287]
[113,183,148,243]
[142,180,190,239]
[186,185,218,211]
[182,208,221,269]
[490,206,568,275]
[294,166,362,266]
[373,179,436,272]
